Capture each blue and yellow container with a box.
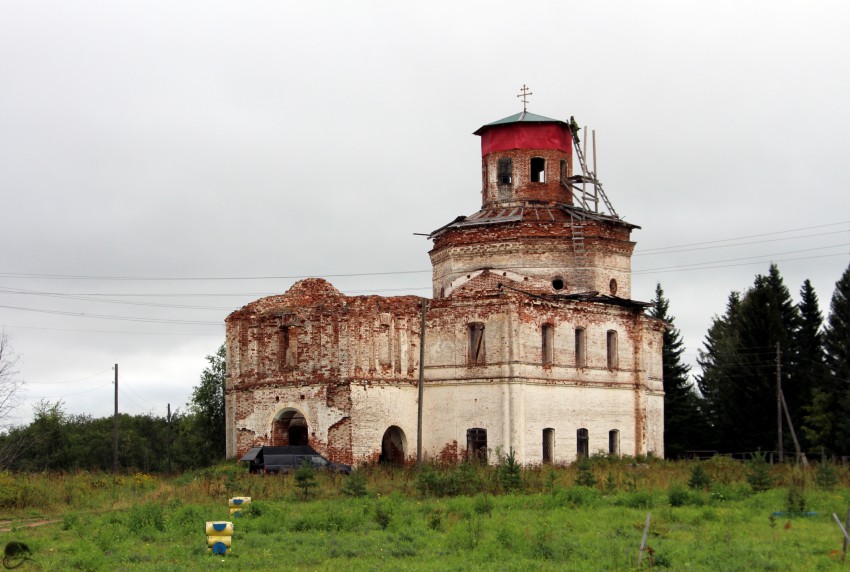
[229,496,252,516]
[205,521,233,555]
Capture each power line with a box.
[25,368,113,385]
[633,251,848,275]
[0,304,224,325]
[0,269,432,281]
[0,323,224,336]
[634,220,849,254]
[633,230,848,257]
[22,381,113,399]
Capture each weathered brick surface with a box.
[224,114,664,465]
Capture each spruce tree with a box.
[823,263,850,454]
[696,291,741,450]
[650,284,708,457]
[797,280,831,451]
[733,265,801,453]
[697,265,801,453]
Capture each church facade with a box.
[224,107,665,465]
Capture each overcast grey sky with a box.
[1,1,848,426]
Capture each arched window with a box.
[577,428,589,458]
[530,157,546,183]
[607,330,618,370]
[467,428,488,462]
[542,324,554,366]
[608,429,620,456]
[542,428,555,463]
[575,328,586,367]
[469,323,485,365]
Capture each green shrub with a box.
[374,502,392,529]
[604,471,618,494]
[294,463,318,499]
[815,460,839,490]
[667,484,690,507]
[473,493,493,515]
[745,451,774,492]
[427,509,443,531]
[615,490,654,509]
[415,463,479,497]
[561,485,601,508]
[574,457,597,488]
[127,502,165,533]
[341,469,368,498]
[785,472,809,515]
[688,463,711,491]
[497,449,522,492]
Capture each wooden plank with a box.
[638,512,651,565]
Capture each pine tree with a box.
[650,284,708,457]
[823,263,850,453]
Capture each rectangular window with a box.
[575,328,586,368]
[530,156,546,182]
[542,324,554,366]
[469,322,485,365]
[498,158,512,185]
[607,330,618,370]
[279,326,297,369]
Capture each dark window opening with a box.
[575,328,586,367]
[467,428,488,462]
[609,279,618,295]
[469,322,485,365]
[272,410,308,446]
[498,158,513,185]
[552,277,564,291]
[379,426,407,465]
[560,159,568,184]
[530,157,546,183]
[609,430,620,455]
[543,428,555,463]
[577,428,589,459]
[542,324,554,366]
[607,330,618,370]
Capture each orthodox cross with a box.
[517,84,533,112]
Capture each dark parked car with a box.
[239,445,352,475]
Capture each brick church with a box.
[224,102,665,465]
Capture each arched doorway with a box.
[379,426,407,465]
[272,408,309,446]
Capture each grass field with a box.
[2,458,849,570]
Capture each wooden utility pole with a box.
[780,390,808,466]
[416,300,428,465]
[776,343,783,463]
[167,403,172,474]
[113,363,119,474]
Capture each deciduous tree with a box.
[188,343,227,461]
[0,331,22,429]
